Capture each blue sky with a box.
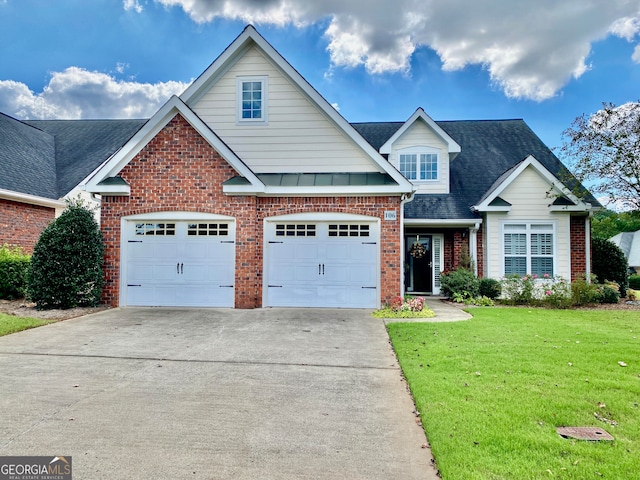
[1,0,640,152]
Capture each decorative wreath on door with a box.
[410,237,427,258]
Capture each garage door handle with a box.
[181,263,184,274]
[362,286,377,289]
[177,263,180,274]
[318,263,325,275]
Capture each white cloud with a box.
[154,0,640,101]
[123,0,143,13]
[0,67,189,119]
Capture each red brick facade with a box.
[0,198,55,253]
[570,215,589,281]
[100,114,402,308]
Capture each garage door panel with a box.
[125,220,235,307]
[268,285,316,307]
[266,221,378,308]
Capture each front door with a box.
[406,235,433,293]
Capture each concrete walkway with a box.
[423,297,473,322]
[0,308,440,479]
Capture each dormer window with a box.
[237,76,268,124]
[398,147,440,181]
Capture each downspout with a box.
[400,191,416,297]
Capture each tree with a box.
[561,101,640,210]
[591,237,628,298]
[27,199,104,309]
[591,209,640,239]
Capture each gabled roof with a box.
[610,230,640,267]
[473,155,590,212]
[355,119,601,220]
[180,25,412,193]
[378,108,461,158]
[85,95,264,195]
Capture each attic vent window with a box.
[237,76,268,124]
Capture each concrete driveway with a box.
[0,308,438,479]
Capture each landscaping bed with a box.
[0,298,108,321]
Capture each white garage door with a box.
[266,221,378,308]
[124,220,235,307]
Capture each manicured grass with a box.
[0,313,51,336]
[387,308,640,480]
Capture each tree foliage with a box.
[27,199,104,309]
[591,209,640,239]
[561,102,640,210]
[591,237,628,298]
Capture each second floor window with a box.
[399,153,438,181]
[237,76,267,124]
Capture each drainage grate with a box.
[557,426,614,441]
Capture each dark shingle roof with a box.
[25,119,146,197]
[1,115,145,200]
[353,119,600,219]
[0,113,57,198]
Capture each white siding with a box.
[192,46,379,174]
[387,120,449,193]
[485,166,572,279]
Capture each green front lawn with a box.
[0,313,51,336]
[387,308,640,480]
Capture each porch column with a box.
[469,223,480,276]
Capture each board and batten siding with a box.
[387,120,450,194]
[485,166,571,280]
[192,46,379,174]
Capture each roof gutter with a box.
[0,188,65,209]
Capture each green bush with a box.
[478,278,502,299]
[592,237,628,297]
[501,274,536,305]
[571,275,601,306]
[27,200,104,309]
[0,244,30,299]
[440,268,479,299]
[629,274,640,290]
[541,277,573,309]
[598,285,620,304]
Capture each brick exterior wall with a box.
[100,114,402,308]
[570,215,588,281]
[0,198,55,253]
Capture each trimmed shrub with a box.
[0,244,30,299]
[478,278,502,299]
[592,237,628,297]
[571,275,601,306]
[599,285,620,304]
[629,274,640,291]
[439,268,479,299]
[27,200,104,309]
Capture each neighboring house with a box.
[1,25,600,308]
[610,230,640,274]
[0,112,144,252]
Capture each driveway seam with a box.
[0,351,398,371]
